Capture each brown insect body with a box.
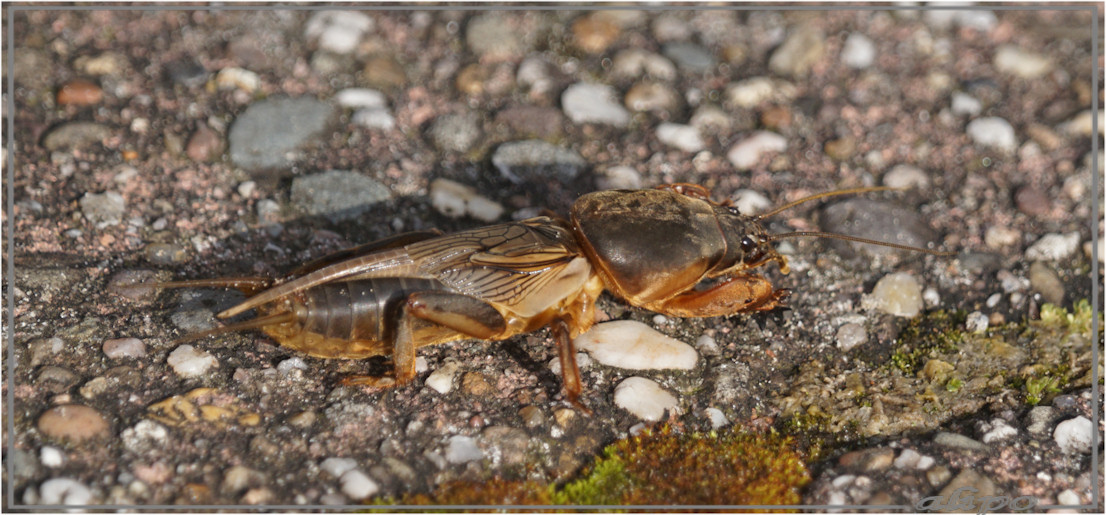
[153,184,945,408]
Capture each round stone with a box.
[37,405,111,443]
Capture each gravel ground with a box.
[4,6,1103,510]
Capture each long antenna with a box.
[754,186,902,220]
[769,231,955,256]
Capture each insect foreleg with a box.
[640,274,789,317]
[552,318,591,414]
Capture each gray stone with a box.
[491,140,587,184]
[290,170,391,221]
[429,113,483,153]
[42,122,112,151]
[229,97,335,170]
[662,42,716,72]
[79,191,125,226]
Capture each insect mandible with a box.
[146,184,951,410]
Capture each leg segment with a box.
[642,273,788,317]
[552,318,591,414]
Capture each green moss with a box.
[377,425,810,509]
[889,310,966,375]
[1025,374,1063,406]
[944,377,963,392]
[1038,299,1098,334]
[559,426,810,507]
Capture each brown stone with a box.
[57,79,104,106]
[37,404,111,442]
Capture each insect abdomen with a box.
[300,278,448,342]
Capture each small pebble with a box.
[290,170,391,221]
[966,117,1017,153]
[37,404,111,443]
[574,320,697,370]
[57,79,104,106]
[445,435,483,464]
[662,41,716,72]
[277,357,307,373]
[1054,416,1093,454]
[42,121,111,151]
[933,431,987,452]
[222,465,259,493]
[1029,261,1065,305]
[597,165,643,190]
[186,124,223,162]
[725,77,779,108]
[80,191,126,226]
[882,164,929,190]
[40,446,65,467]
[727,131,787,170]
[655,123,704,153]
[321,457,358,478]
[562,82,630,127]
[166,345,218,378]
[1025,232,1081,261]
[121,420,168,453]
[984,226,1020,248]
[730,189,772,216]
[304,11,374,54]
[994,45,1052,79]
[980,418,1017,443]
[29,337,64,365]
[1060,109,1104,137]
[103,338,146,359]
[694,334,719,355]
[840,32,876,69]
[429,178,504,223]
[228,97,335,171]
[863,272,923,317]
[215,67,261,93]
[334,88,388,109]
[704,407,729,429]
[893,449,921,469]
[466,13,527,61]
[1027,407,1057,435]
[965,311,988,333]
[351,108,395,130]
[1015,185,1051,217]
[572,13,621,54]
[614,376,679,422]
[985,293,1002,308]
[610,49,676,80]
[429,113,483,153]
[1057,489,1082,505]
[340,469,379,500]
[491,139,587,184]
[768,25,825,78]
[425,361,460,394]
[836,323,867,352]
[950,92,982,116]
[38,478,93,505]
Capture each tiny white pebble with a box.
[1054,416,1094,454]
[985,293,1002,308]
[103,337,146,359]
[575,320,698,370]
[882,164,930,190]
[1025,231,1082,261]
[915,455,935,470]
[727,131,787,170]
[597,165,643,190]
[704,407,729,429]
[655,123,705,153]
[694,334,719,355]
[415,356,429,373]
[1057,489,1082,506]
[277,357,308,373]
[981,418,1017,443]
[965,311,989,333]
[730,189,772,216]
[320,457,358,478]
[339,469,379,500]
[835,323,867,352]
[652,314,668,326]
[425,361,460,394]
[38,478,93,505]
[40,446,65,467]
[445,435,483,464]
[863,272,924,317]
[613,376,679,421]
[166,345,218,378]
[237,181,257,198]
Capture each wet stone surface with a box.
[8,7,1101,510]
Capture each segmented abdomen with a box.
[299,278,448,342]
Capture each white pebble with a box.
[841,32,876,69]
[277,357,307,373]
[726,77,793,108]
[1060,110,1104,137]
[320,457,358,478]
[883,164,930,190]
[966,117,1017,153]
[915,455,935,470]
[985,293,1002,308]
[863,272,923,317]
[574,320,698,370]
[40,446,65,467]
[730,189,772,216]
[994,45,1052,79]
[425,361,460,394]
[562,82,631,127]
[835,322,867,352]
[445,435,483,464]
[981,418,1017,443]
[597,165,643,190]
[613,376,679,422]
[415,356,429,373]
[103,337,146,359]
[704,407,729,429]
[652,314,668,326]
[304,11,374,54]
[985,225,1021,248]
[727,131,787,170]
[339,469,379,500]
[1025,231,1082,261]
[38,478,93,505]
[429,178,504,222]
[950,92,982,116]
[215,67,261,93]
[893,448,921,469]
[655,123,704,153]
[965,311,989,333]
[694,334,719,355]
[1057,489,1082,506]
[334,88,388,109]
[547,352,591,377]
[237,181,257,198]
[351,108,395,131]
[166,345,218,378]
[1054,416,1094,454]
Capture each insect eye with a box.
[740,236,758,253]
